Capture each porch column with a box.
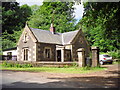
[91,46,100,67]
[61,47,65,62]
[77,48,85,67]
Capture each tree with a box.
[28,1,76,33]
[2,2,20,34]
[76,2,120,52]
[2,2,32,49]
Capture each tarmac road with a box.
[0,64,119,88]
[1,70,106,88]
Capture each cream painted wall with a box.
[3,50,17,56]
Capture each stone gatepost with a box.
[91,47,100,67]
[77,48,85,67]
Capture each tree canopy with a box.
[76,2,120,52]
[2,2,32,49]
[2,1,119,53]
[28,1,76,33]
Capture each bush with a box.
[2,61,7,67]
[108,50,120,59]
[22,64,33,68]
[82,66,91,70]
[71,62,78,67]
[2,61,33,68]
[6,63,14,67]
[14,64,22,68]
[63,65,69,68]
[2,61,14,67]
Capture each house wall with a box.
[36,43,56,61]
[64,45,72,61]
[17,29,36,61]
[71,31,90,61]
[3,50,17,56]
[64,49,71,61]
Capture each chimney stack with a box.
[50,23,55,34]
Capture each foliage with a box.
[2,61,33,68]
[28,1,76,33]
[76,2,120,52]
[71,62,78,67]
[2,2,32,50]
[2,31,16,49]
[1,64,106,74]
[108,50,120,59]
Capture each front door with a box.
[57,50,61,62]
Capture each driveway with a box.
[0,64,119,88]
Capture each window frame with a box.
[23,32,27,43]
[44,47,52,59]
[23,48,29,61]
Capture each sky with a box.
[16,0,84,22]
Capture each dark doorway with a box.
[57,50,61,62]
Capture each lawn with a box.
[0,65,107,74]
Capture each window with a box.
[103,55,110,57]
[24,32,27,43]
[79,37,83,44]
[7,52,12,56]
[7,52,12,60]
[23,48,28,60]
[44,48,51,58]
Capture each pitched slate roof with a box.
[62,30,79,45]
[30,27,79,45]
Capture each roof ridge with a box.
[30,27,80,45]
[62,30,79,34]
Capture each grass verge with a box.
[0,66,106,74]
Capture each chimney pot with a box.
[50,23,55,34]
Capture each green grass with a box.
[113,61,120,64]
[0,66,106,74]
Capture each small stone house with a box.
[17,23,90,62]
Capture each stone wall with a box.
[72,30,90,61]
[17,28,36,61]
[64,50,71,61]
[36,43,56,61]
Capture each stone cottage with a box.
[17,23,90,62]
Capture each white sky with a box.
[16,0,84,21]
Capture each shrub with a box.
[14,64,22,68]
[71,62,78,67]
[2,61,7,67]
[2,61,14,67]
[82,66,91,70]
[6,63,14,67]
[22,64,33,68]
[108,50,120,59]
[2,61,33,68]
[63,65,69,68]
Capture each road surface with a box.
[0,64,119,88]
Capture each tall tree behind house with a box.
[2,2,32,49]
[76,2,120,52]
[28,1,76,33]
